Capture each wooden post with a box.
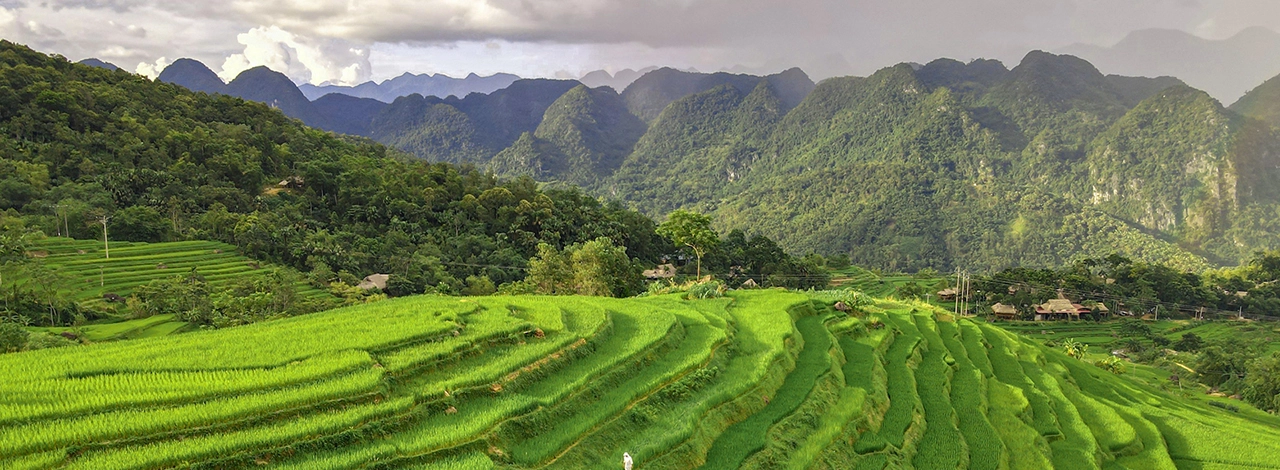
[99,215,110,260]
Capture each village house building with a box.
[990,302,1019,321]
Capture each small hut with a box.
[834,301,852,312]
[740,278,759,288]
[277,176,305,188]
[937,288,958,301]
[358,274,391,290]
[991,303,1018,321]
[643,264,677,280]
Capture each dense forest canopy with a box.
[146,49,1280,273]
[0,41,826,316]
[390,53,1280,273]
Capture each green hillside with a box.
[489,84,646,186]
[2,290,1277,469]
[591,52,1279,271]
[122,40,1280,272]
[1231,73,1280,128]
[0,41,670,300]
[4,237,337,341]
[22,237,329,303]
[1083,86,1280,262]
[460,51,1280,272]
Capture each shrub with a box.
[1062,338,1086,359]
[686,280,725,299]
[1119,319,1152,338]
[462,275,497,296]
[1095,356,1127,375]
[1207,401,1240,413]
[0,322,29,352]
[1173,332,1203,352]
[1242,352,1280,412]
[23,332,77,350]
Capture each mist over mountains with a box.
[578,67,658,92]
[298,72,521,103]
[1059,26,1280,104]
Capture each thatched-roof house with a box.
[991,303,1018,320]
[1032,297,1109,321]
[937,288,958,301]
[1035,298,1080,321]
[643,264,677,280]
[740,278,759,288]
[358,274,390,290]
[834,301,851,312]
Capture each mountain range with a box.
[146,51,1280,272]
[298,72,520,102]
[1059,26,1280,104]
[577,67,657,92]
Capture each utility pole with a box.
[965,273,971,317]
[52,204,63,237]
[962,272,970,317]
[955,268,962,319]
[97,214,111,259]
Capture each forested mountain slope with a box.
[1231,72,1280,128]
[144,47,1280,272]
[156,58,227,95]
[0,41,665,296]
[619,67,814,122]
[489,84,646,186]
[567,51,1279,271]
[368,79,582,165]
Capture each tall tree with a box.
[657,210,719,278]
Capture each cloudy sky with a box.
[1,0,1277,86]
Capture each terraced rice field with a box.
[23,237,330,303]
[1001,319,1280,355]
[2,292,1279,469]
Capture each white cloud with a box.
[0,7,15,28]
[135,56,169,78]
[97,44,147,58]
[23,19,63,37]
[218,25,371,86]
[108,20,147,38]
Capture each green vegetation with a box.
[0,287,1276,468]
[699,314,830,469]
[1231,73,1280,128]
[4,39,1280,470]
[0,41,668,303]
[381,49,1280,273]
[658,209,719,278]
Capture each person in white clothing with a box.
[623,452,633,470]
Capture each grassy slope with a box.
[23,237,329,302]
[1,290,1278,469]
[14,237,332,341]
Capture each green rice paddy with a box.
[15,237,334,340]
[2,289,1279,468]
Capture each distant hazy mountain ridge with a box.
[578,67,658,92]
[1059,27,1280,104]
[299,72,521,102]
[1231,74,1280,128]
